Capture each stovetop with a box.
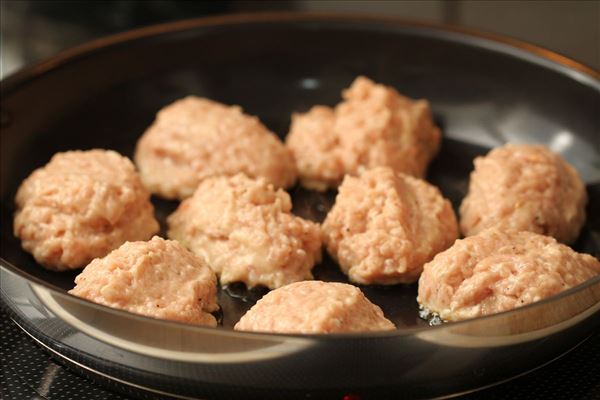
[1,307,598,400]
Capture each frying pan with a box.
[1,13,599,400]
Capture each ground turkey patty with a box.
[14,150,159,271]
[134,96,297,199]
[285,76,441,191]
[417,228,600,322]
[322,167,459,285]
[234,281,395,333]
[69,237,219,326]
[460,144,587,244]
[167,174,322,289]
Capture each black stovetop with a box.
[1,307,599,400]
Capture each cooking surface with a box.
[1,135,598,330]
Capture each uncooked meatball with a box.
[134,96,296,199]
[14,150,159,271]
[322,167,458,285]
[460,144,587,244]
[234,281,395,333]
[285,76,441,191]
[167,174,322,289]
[417,228,600,322]
[69,236,219,326]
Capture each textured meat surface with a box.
[134,96,297,199]
[69,236,219,326]
[417,228,600,321]
[322,167,459,284]
[14,150,159,271]
[234,281,395,333]
[285,76,441,191]
[167,174,322,289]
[460,144,587,244]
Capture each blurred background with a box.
[1,0,599,79]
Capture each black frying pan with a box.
[1,13,599,400]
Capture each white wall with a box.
[297,0,600,70]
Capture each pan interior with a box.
[1,20,598,330]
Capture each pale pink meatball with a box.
[14,150,159,271]
[417,228,600,322]
[285,76,441,191]
[234,281,395,333]
[460,144,587,244]
[167,174,322,289]
[322,167,459,285]
[134,96,296,199]
[69,236,219,326]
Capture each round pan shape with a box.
[1,13,599,400]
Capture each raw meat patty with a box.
[69,236,219,326]
[285,76,441,191]
[322,167,459,285]
[417,228,600,322]
[167,174,322,289]
[234,281,395,333]
[460,144,587,244]
[134,96,296,199]
[14,150,159,271]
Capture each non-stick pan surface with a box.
[1,13,599,400]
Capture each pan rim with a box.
[1,11,598,93]
[7,315,597,400]
[2,254,599,340]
